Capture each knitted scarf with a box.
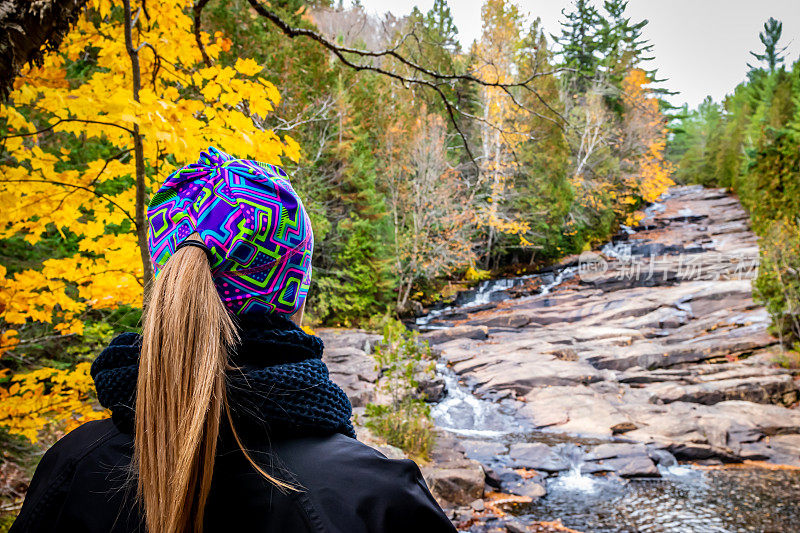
[90,314,356,439]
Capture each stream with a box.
[418,189,800,532]
[430,359,800,532]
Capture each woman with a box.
[12,148,455,533]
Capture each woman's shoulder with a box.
[31,419,127,476]
[41,419,131,473]
[11,419,134,532]
[273,433,419,484]
[268,434,457,532]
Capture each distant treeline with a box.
[669,18,800,350]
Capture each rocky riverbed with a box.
[319,186,800,532]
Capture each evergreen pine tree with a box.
[425,0,460,54]
[315,72,395,323]
[597,1,654,83]
[404,0,460,75]
[748,17,788,73]
[514,22,574,261]
[555,0,603,93]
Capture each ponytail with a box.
[136,236,235,532]
[136,236,296,533]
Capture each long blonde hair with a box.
[136,236,294,533]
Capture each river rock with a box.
[317,328,383,407]
[508,443,569,472]
[611,422,638,434]
[644,374,797,406]
[486,465,547,499]
[327,371,375,407]
[450,348,604,396]
[467,313,531,329]
[422,460,485,506]
[423,325,489,345]
[417,373,446,402]
[766,435,800,466]
[647,447,678,467]
[518,386,633,436]
[507,480,547,500]
[324,347,380,382]
[372,443,406,460]
[588,443,659,477]
[460,440,508,462]
[318,328,382,354]
[505,521,529,533]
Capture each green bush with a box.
[365,319,435,460]
[755,219,800,353]
[365,401,434,460]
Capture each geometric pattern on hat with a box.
[146,147,313,316]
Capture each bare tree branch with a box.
[52,147,132,212]
[248,2,560,88]
[1,178,137,227]
[226,0,568,171]
[0,117,135,139]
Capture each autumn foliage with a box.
[1,0,296,443]
[0,364,106,443]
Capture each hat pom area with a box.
[197,146,237,167]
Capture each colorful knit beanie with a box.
[146,147,313,316]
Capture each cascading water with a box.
[541,266,575,295]
[551,443,598,493]
[415,276,527,328]
[651,449,696,478]
[416,266,576,329]
[429,364,519,438]
[425,266,578,437]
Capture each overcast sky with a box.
[359,0,800,109]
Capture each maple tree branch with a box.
[2,178,137,229]
[52,148,133,212]
[91,148,134,185]
[8,333,78,350]
[136,41,161,89]
[0,117,135,139]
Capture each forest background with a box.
[0,0,798,522]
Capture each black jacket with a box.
[11,418,456,532]
[11,319,455,532]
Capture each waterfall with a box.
[429,364,519,438]
[552,444,598,493]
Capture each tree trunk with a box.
[0,0,89,100]
[397,278,414,313]
[123,0,154,289]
